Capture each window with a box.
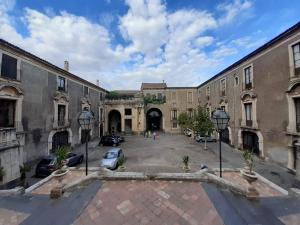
[220,79,226,96]
[172,92,176,101]
[58,105,66,125]
[172,121,178,128]
[125,108,132,116]
[292,43,300,75]
[187,108,193,117]
[100,108,103,122]
[157,93,162,100]
[244,66,252,89]
[221,106,226,111]
[171,110,177,120]
[1,54,17,80]
[100,93,103,101]
[188,92,192,103]
[206,86,210,100]
[234,76,239,86]
[83,86,89,97]
[0,99,15,128]
[57,76,66,92]
[245,103,252,126]
[295,98,300,132]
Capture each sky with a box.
[0,0,299,90]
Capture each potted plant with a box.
[20,164,31,188]
[118,157,126,172]
[52,146,70,177]
[182,155,190,172]
[241,149,257,182]
[0,166,5,182]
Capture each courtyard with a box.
[73,133,299,190]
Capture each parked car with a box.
[35,156,57,177]
[100,148,124,170]
[35,152,84,177]
[66,152,84,167]
[99,136,120,146]
[195,135,217,143]
[110,135,125,143]
[184,128,193,137]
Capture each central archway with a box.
[108,110,122,134]
[146,108,162,131]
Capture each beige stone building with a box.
[197,22,300,173]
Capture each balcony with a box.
[246,120,253,127]
[0,128,19,149]
[53,119,71,129]
[245,83,252,90]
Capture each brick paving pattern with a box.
[74,180,223,225]
[222,171,284,197]
[0,208,29,225]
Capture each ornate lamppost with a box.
[78,110,94,176]
[211,109,230,177]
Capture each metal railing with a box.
[53,119,71,129]
[0,127,17,146]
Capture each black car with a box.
[110,135,125,143]
[66,152,84,167]
[35,153,84,177]
[35,156,57,177]
[99,136,120,146]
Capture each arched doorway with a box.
[242,131,259,155]
[146,108,162,131]
[221,128,230,144]
[52,131,69,151]
[108,110,121,134]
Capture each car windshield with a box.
[104,152,117,159]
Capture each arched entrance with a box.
[242,131,259,155]
[221,128,230,144]
[108,110,121,134]
[52,131,69,151]
[146,108,162,131]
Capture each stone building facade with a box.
[0,39,106,184]
[197,22,300,173]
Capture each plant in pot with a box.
[20,164,31,188]
[118,157,126,172]
[0,166,5,182]
[182,155,190,172]
[241,149,259,200]
[52,146,70,178]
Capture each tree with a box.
[192,106,214,150]
[178,112,193,132]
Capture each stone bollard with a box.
[50,185,64,199]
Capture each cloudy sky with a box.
[0,0,299,90]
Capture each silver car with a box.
[100,148,124,170]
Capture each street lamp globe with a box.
[78,110,94,131]
[211,109,230,132]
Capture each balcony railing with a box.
[246,120,253,127]
[245,83,252,90]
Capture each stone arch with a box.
[146,108,163,131]
[0,83,23,96]
[238,129,264,157]
[108,109,122,134]
[47,128,73,154]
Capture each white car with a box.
[101,148,124,170]
[184,128,193,137]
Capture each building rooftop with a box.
[141,83,167,90]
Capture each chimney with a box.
[96,79,100,86]
[64,61,69,71]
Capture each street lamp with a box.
[78,109,94,176]
[211,109,230,178]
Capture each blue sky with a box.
[0,0,299,90]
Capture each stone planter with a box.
[182,166,191,173]
[240,169,259,200]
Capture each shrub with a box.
[242,149,254,173]
[55,146,70,170]
[182,155,189,168]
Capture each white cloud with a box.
[231,36,267,49]
[217,0,253,25]
[0,0,249,90]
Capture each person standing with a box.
[153,131,156,140]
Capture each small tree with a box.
[178,112,193,133]
[193,106,214,150]
[55,146,70,173]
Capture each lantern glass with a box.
[78,110,94,131]
[211,109,230,132]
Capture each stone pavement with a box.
[74,180,224,225]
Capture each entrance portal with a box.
[221,128,230,144]
[52,131,69,151]
[242,131,259,155]
[146,108,162,131]
[108,110,122,134]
